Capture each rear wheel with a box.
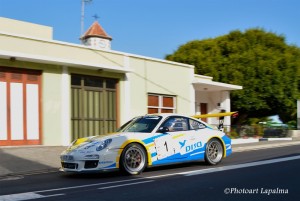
[205,138,223,165]
[120,143,147,175]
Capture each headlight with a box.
[61,155,74,161]
[96,139,112,151]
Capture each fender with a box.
[206,136,227,158]
[116,139,152,168]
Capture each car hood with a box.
[64,131,143,153]
[64,132,122,152]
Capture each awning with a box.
[0,50,132,73]
[193,75,242,91]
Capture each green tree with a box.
[166,28,300,124]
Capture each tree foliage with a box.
[166,28,300,124]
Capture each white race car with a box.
[60,113,232,175]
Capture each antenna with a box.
[81,0,93,36]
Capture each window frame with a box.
[189,118,207,130]
[161,116,189,132]
[157,116,207,133]
[147,94,176,114]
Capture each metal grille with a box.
[71,75,117,141]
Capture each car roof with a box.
[145,113,206,123]
[145,113,190,118]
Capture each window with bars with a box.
[147,94,176,114]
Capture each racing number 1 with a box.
[164,141,168,152]
[154,135,176,160]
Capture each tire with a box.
[120,143,147,175]
[205,138,224,165]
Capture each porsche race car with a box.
[60,113,232,175]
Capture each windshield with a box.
[117,115,162,133]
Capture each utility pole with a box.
[81,0,93,36]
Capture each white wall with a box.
[195,90,231,126]
[126,56,195,120]
[0,17,53,40]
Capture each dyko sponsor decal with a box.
[185,141,203,152]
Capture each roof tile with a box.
[81,21,112,40]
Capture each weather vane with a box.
[92,14,100,21]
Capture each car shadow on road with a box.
[59,161,217,180]
[60,170,124,180]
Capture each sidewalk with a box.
[0,146,66,177]
[0,139,299,178]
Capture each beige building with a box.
[0,17,242,146]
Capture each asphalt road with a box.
[0,145,299,201]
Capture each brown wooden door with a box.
[200,103,208,122]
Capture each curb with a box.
[232,140,300,153]
[0,168,59,180]
[259,138,293,141]
[232,137,293,144]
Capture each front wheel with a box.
[120,143,147,175]
[205,138,224,165]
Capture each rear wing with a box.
[192,111,238,131]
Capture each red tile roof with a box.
[81,21,112,40]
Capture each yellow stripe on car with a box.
[74,137,89,145]
[172,133,185,139]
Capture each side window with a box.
[161,117,188,132]
[189,119,206,130]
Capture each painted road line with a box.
[0,192,44,201]
[144,173,179,179]
[0,192,64,201]
[0,178,149,201]
[34,177,147,193]
[182,155,300,176]
[98,180,154,190]
[2,155,300,201]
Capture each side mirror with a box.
[158,127,169,133]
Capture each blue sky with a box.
[1,0,299,59]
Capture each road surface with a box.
[0,145,299,201]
